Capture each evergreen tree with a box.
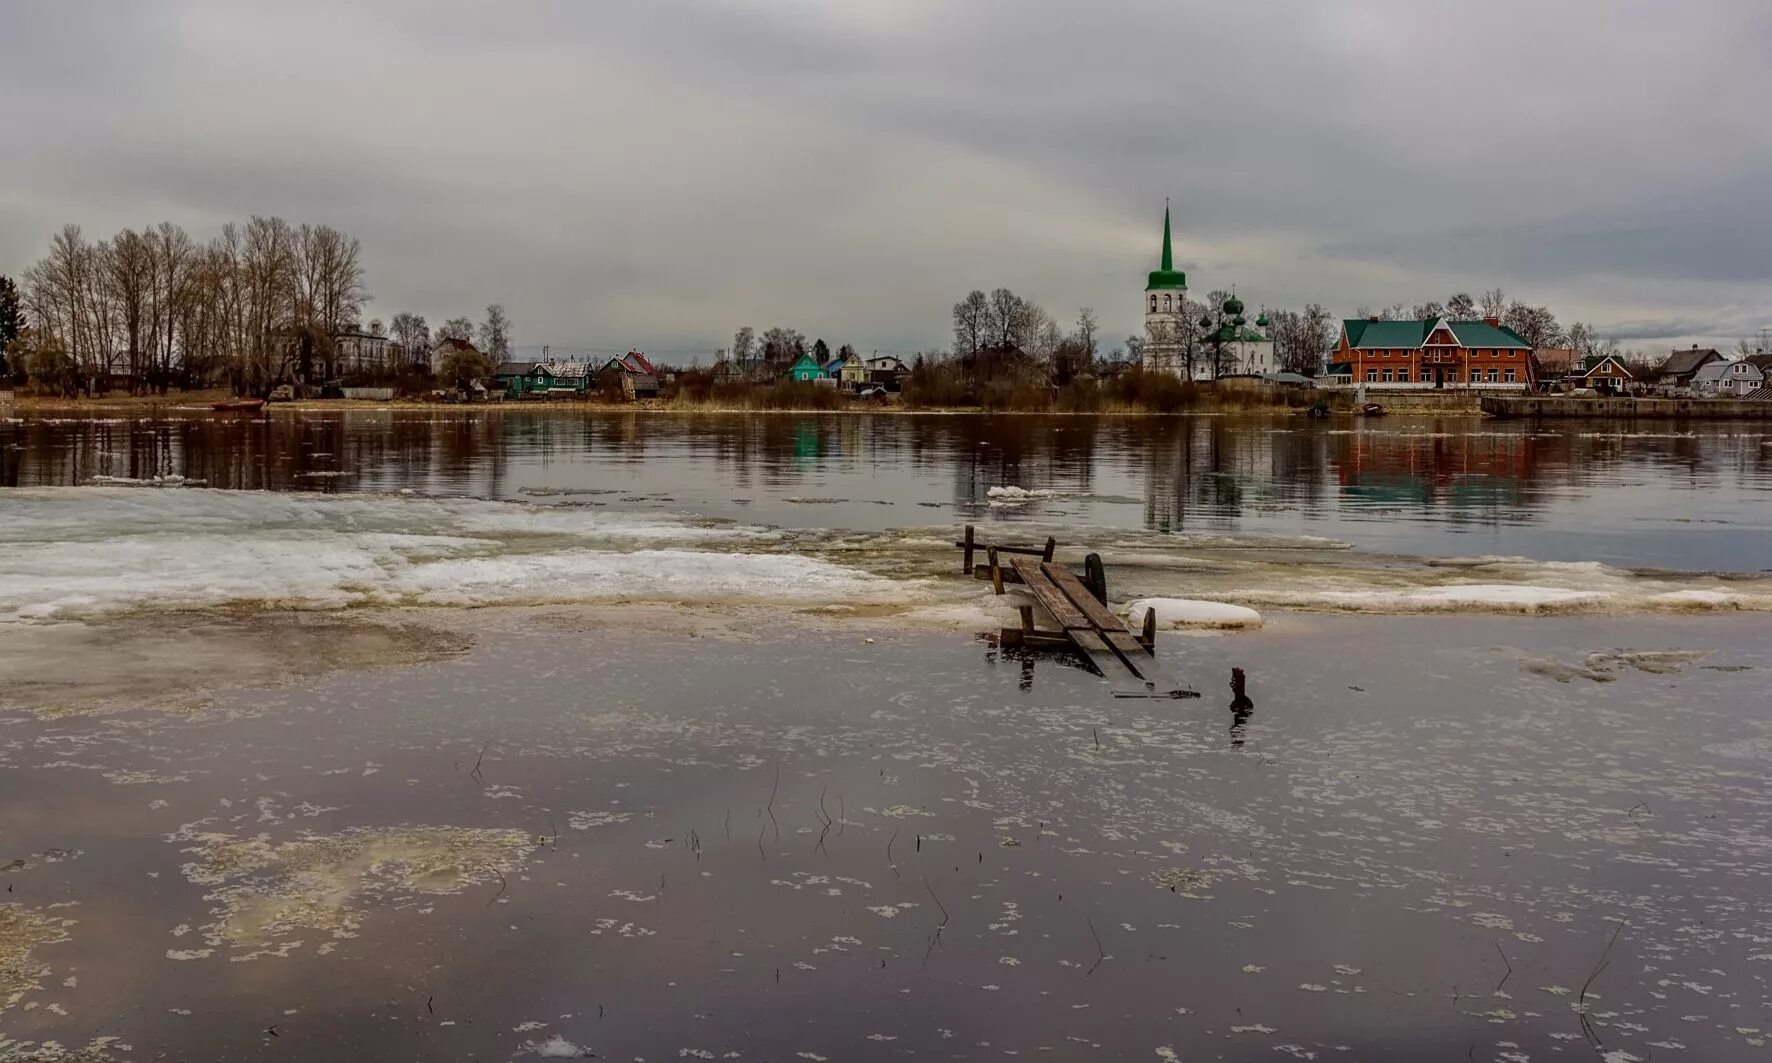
[812,338,831,363]
[0,275,21,379]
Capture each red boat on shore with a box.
[210,398,267,412]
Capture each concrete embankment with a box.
[1481,395,1772,419]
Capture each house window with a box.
[1504,367,1516,383]
[1149,296,1157,313]
[1487,368,1499,382]
[1492,349,1500,357]
[1381,368,1393,382]
[1366,368,1378,382]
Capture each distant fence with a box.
[0,390,14,403]
[341,387,395,402]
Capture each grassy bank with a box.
[5,375,1330,416]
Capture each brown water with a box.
[2,411,1771,1060]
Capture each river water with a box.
[1,410,1770,1060]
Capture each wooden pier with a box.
[957,525,1195,698]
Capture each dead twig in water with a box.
[426,994,434,1015]
[886,828,900,877]
[469,740,493,783]
[1627,801,1649,820]
[1578,919,1626,1049]
[767,762,781,843]
[724,808,731,841]
[837,795,846,837]
[485,868,507,907]
[1085,915,1106,977]
[757,824,768,862]
[922,877,950,965]
[1493,941,1513,992]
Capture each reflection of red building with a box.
[1334,428,1536,509]
[1333,317,1534,389]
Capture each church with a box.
[1140,205,1274,380]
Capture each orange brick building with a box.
[1331,317,1535,389]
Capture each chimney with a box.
[1367,314,1379,322]
[1483,316,1501,328]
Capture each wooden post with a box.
[988,546,1004,595]
[1083,553,1107,605]
[962,525,975,575]
[1141,605,1157,654]
[1019,605,1034,633]
[1042,536,1057,562]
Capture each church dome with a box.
[1255,312,1270,327]
[1223,295,1244,316]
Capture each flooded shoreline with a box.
[2,613,1769,1059]
[3,411,1771,1058]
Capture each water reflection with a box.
[4,411,1769,570]
[1228,666,1254,748]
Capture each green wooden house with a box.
[786,353,825,382]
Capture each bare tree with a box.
[389,312,429,367]
[437,317,474,343]
[1270,304,1335,375]
[1479,288,1507,319]
[987,287,1034,348]
[1123,333,1145,366]
[146,222,194,391]
[731,326,755,365]
[1502,299,1564,348]
[107,228,155,390]
[952,289,988,357]
[478,303,512,361]
[760,326,806,361]
[1074,306,1098,363]
[1446,292,1477,320]
[1025,307,1061,362]
[1410,300,1445,321]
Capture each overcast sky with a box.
[3,0,1770,360]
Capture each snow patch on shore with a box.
[1127,598,1264,630]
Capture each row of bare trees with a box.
[13,217,367,395]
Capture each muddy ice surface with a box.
[1,612,1768,1060]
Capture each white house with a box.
[1691,359,1764,398]
[333,328,391,375]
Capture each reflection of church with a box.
[1141,205,1273,380]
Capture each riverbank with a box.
[1483,394,1772,419]
[5,386,1324,417]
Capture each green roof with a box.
[1341,318,1530,350]
[1146,205,1187,290]
[1447,320,1530,348]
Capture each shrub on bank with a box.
[1108,369,1199,413]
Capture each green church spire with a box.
[1146,200,1187,291]
[1161,199,1173,272]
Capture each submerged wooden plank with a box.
[1042,563,1128,633]
[1042,561,1156,681]
[1010,558,1144,682]
[1010,558,1089,630]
